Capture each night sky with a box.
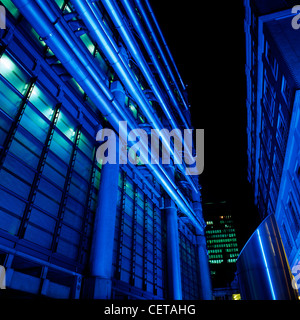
[149,1,260,248]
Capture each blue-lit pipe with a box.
[135,0,189,111]
[119,0,189,126]
[99,0,194,170]
[35,0,136,130]
[71,0,198,194]
[100,0,182,130]
[12,0,202,230]
[166,198,182,299]
[144,0,186,93]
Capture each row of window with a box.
[207,243,238,249]
[206,233,236,239]
[207,238,237,244]
[209,253,238,259]
[209,258,237,265]
[208,248,238,254]
[206,228,236,234]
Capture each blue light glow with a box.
[257,229,276,300]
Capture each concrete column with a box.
[196,232,213,300]
[192,189,213,300]
[86,81,124,299]
[165,165,182,300]
[88,159,119,299]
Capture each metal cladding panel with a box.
[236,214,298,300]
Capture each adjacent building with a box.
[245,0,300,279]
[0,0,211,299]
[203,202,239,295]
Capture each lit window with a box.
[281,76,292,106]
[0,53,30,94]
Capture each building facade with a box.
[203,202,239,290]
[0,0,212,299]
[245,0,300,279]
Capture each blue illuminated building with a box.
[245,0,300,281]
[0,0,212,299]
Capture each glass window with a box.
[29,85,56,120]
[80,33,95,55]
[69,172,88,204]
[10,128,43,169]
[281,76,292,107]
[64,197,84,230]
[0,53,30,94]
[0,80,22,118]
[73,152,92,181]
[0,188,26,235]
[50,130,73,163]
[20,104,49,143]
[43,152,68,189]
[3,153,35,185]
[24,223,54,249]
[28,208,57,232]
[0,167,31,199]
[37,178,62,216]
[34,190,61,217]
[56,110,77,142]
[78,132,94,160]
[56,224,81,259]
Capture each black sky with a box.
[149,1,260,248]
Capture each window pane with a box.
[20,104,49,143]
[0,188,26,235]
[78,132,94,160]
[0,168,31,199]
[69,172,88,204]
[74,152,92,181]
[56,111,77,142]
[36,178,62,216]
[3,153,35,185]
[10,128,43,169]
[44,151,68,187]
[0,115,12,147]
[0,79,22,118]
[0,53,30,94]
[50,130,73,163]
[29,85,56,120]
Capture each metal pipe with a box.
[100,0,179,129]
[135,0,189,111]
[71,0,198,194]
[35,0,135,129]
[99,0,194,168]
[144,0,186,93]
[12,0,202,230]
[119,0,189,125]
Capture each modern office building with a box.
[203,202,239,290]
[245,0,300,280]
[0,0,212,299]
